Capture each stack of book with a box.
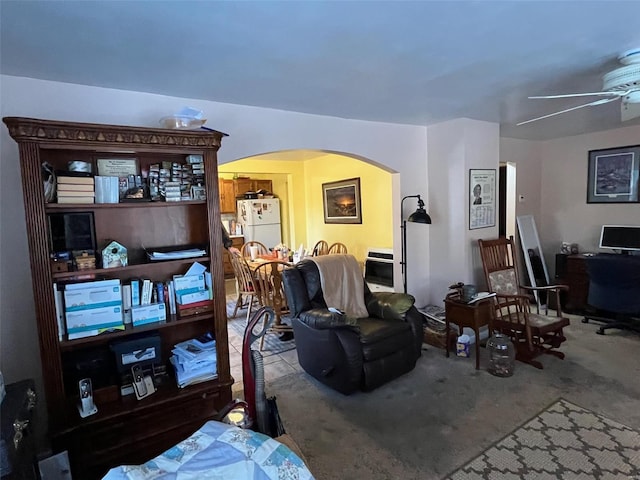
[57,175,95,204]
[169,334,217,388]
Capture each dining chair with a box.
[311,240,329,256]
[328,242,348,254]
[478,236,570,369]
[252,260,293,350]
[240,241,269,258]
[229,249,260,323]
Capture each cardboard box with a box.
[177,289,210,305]
[64,281,122,311]
[173,274,205,296]
[131,303,167,326]
[66,306,124,339]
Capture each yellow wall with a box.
[220,153,393,262]
[303,154,393,260]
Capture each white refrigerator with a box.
[237,198,282,248]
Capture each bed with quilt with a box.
[102,420,314,480]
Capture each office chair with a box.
[582,254,640,335]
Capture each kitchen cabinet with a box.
[218,179,235,213]
[233,178,253,198]
[233,178,273,198]
[252,179,273,193]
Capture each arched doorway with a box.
[219,149,400,274]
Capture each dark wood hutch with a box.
[3,117,233,478]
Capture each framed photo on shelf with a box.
[322,177,362,224]
[587,145,640,203]
[469,169,496,230]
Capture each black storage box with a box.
[110,333,162,374]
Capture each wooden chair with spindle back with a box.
[478,236,570,369]
[311,240,329,256]
[328,242,348,254]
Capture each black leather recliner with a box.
[282,259,423,394]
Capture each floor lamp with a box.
[401,195,432,294]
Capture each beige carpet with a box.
[267,317,640,480]
[445,398,640,479]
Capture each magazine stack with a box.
[169,333,217,388]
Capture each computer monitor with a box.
[599,225,640,254]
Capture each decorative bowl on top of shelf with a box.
[159,115,207,130]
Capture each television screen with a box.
[599,225,640,252]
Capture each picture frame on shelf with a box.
[322,177,362,224]
[469,169,496,230]
[587,145,640,203]
[97,158,138,177]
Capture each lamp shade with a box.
[408,207,432,224]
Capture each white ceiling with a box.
[2,1,640,141]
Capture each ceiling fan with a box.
[518,48,640,126]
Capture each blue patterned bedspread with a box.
[102,421,314,480]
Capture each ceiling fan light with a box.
[619,47,640,65]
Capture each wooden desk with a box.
[444,294,494,370]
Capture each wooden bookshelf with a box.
[3,117,232,479]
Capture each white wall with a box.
[500,137,542,223]
[427,118,500,301]
[0,75,433,387]
[538,124,640,275]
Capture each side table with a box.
[444,294,494,369]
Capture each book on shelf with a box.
[57,196,95,204]
[53,283,66,341]
[57,175,95,185]
[122,284,132,325]
[57,183,95,192]
[167,281,176,315]
[130,279,141,307]
[56,190,96,197]
[140,279,153,305]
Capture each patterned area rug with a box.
[445,398,640,480]
[225,294,296,357]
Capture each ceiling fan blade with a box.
[621,102,640,122]
[517,97,619,126]
[529,91,629,99]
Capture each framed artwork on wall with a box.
[587,145,640,203]
[322,177,362,224]
[469,169,496,230]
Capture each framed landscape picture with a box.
[322,177,362,224]
[587,145,640,203]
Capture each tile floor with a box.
[225,279,303,397]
